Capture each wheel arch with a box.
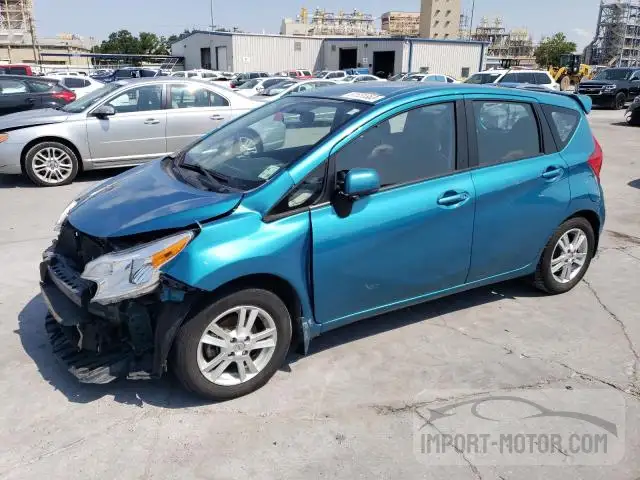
[566,209,601,252]
[179,273,311,358]
[20,136,84,174]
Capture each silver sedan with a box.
[0,78,261,186]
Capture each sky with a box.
[34,0,602,49]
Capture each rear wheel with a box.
[24,141,79,187]
[534,218,595,294]
[172,289,292,400]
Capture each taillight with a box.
[588,135,603,181]
[52,90,76,103]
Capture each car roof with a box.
[291,82,588,111]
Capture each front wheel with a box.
[24,141,79,187]
[172,289,292,400]
[613,92,626,110]
[533,218,595,294]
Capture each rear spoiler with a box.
[495,84,593,114]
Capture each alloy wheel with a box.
[197,306,278,386]
[31,147,74,184]
[550,228,589,284]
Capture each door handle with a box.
[26,97,36,104]
[437,191,470,207]
[541,166,563,180]
[144,118,160,125]
[210,114,224,120]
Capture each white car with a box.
[46,75,104,98]
[171,69,220,80]
[314,70,348,80]
[235,77,290,97]
[254,79,336,102]
[465,69,560,90]
[47,70,89,77]
[406,73,459,84]
[338,74,386,83]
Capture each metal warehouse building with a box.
[171,31,487,79]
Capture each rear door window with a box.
[473,101,541,165]
[26,79,57,92]
[535,72,552,85]
[542,105,581,149]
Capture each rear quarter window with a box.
[542,105,581,149]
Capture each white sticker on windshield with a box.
[341,92,385,102]
[258,165,281,180]
[346,108,361,115]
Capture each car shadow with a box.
[629,179,640,189]
[19,279,542,407]
[0,168,131,189]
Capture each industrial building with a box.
[419,0,461,39]
[171,30,487,79]
[587,0,640,67]
[381,12,421,37]
[280,8,377,37]
[470,17,536,67]
[0,0,93,68]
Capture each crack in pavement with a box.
[583,278,640,383]
[415,409,483,479]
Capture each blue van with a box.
[41,83,605,400]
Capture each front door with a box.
[629,71,640,98]
[311,100,475,326]
[165,83,233,153]
[86,84,167,164]
[464,97,572,282]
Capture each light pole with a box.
[469,0,476,39]
[209,0,214,69]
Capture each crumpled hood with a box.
[0,108,71,131]
[67,159,243,238]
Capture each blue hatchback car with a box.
[41,83,605,400]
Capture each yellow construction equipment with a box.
[548,54,593,91]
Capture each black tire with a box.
[24,141,79,187]
[613,92,626,110]
[172,289,292,400]
[533,217,595,295]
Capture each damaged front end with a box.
[40,222,199,384]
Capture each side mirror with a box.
[342,168,380,199]
[92,104,115,119]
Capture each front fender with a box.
[162,205,316,330]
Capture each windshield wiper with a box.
[179,163,230,186]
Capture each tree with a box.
[535,33,577,67]
[95,29,141,54]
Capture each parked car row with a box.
[38,81,606,401]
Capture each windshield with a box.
[315,71,328,78]
[406,75,424,82]
[238,79,260,89]
[179,97,370,191]
[594,69,633,81]
[61,83,122,113]
[264,81,296,95]
[465,73,502,84]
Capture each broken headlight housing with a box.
[81,231,194,305]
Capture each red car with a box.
[0,64,33,76]
[287,69,313,80]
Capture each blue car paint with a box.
[70,83,605,347]
[68,160,243,238]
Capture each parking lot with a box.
[0,107,639,479]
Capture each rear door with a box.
[165,83,232,152]
[0,78,35,114]
[311,99,476,325]
[86,83,167,164]
[464,95,571,282]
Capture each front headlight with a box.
[81,231,194,305]
[603,84,617,90]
